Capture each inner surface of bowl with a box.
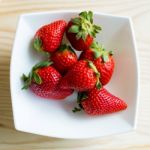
[11,11,139,139]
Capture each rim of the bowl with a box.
[10,10,140,139]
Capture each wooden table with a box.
[0,0,150,149]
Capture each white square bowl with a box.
[10,10,139,139]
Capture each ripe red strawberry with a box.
[49,85,73,99]
[66,11,101,51]
[30,82,73,100]
[22,61,73,99]
[80,42,115,85]
[73,88,127,115]
[51,44,78,74]
[59,60,101,91]
[33,20,67,53]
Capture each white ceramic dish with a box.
[10,10,139,139]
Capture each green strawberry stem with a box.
[88,61,98,74]
[33,37,51,58]
[96,79,102,89]
[32,61,52,70]
[77,92,88,104]
[33,37,43,52]
[91,41,103,59]
[21,61,53,89]
[88,61,101,89]
[69,11,102,41]
[72,107,81,113]
[90,41,114,62]
[109,50,114,55]
[72,92,87,113]
[58,44,76,54]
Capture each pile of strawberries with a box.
[22,11,127,116]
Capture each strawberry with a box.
[49,85,73,99]
[30,82,73,100]
[66,11,101,51]
[51,44,78,74]
[80,42,115,85]
[73,88,127,115]
[22,61,73,99]
[59,60,101,91]
[33,20,67,53]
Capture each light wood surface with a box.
[0,0,150,149]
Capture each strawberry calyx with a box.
[90,41,114,62]
[88,60,102,89]
[90,41,103,58]
[109,50,114,56]
[58,44,76,54]
[33,37,43,52]
[72,107,82,113]
[33,37,51,57]
[72,92,88,112]
[22,61,53,89]
[68,11,102,41]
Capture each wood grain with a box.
[0,0,150,149]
